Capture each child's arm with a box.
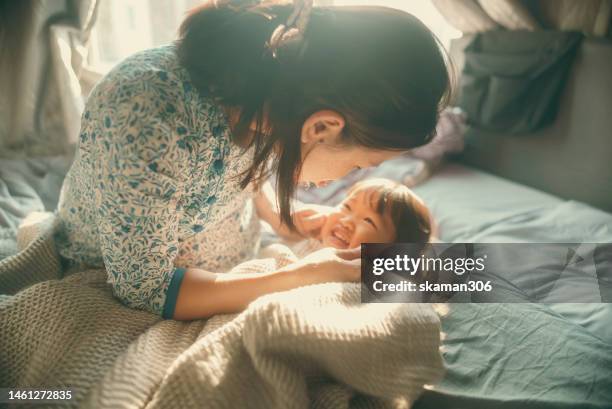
[254,181,330,241]
[253,180,287,235]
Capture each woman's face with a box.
[298,110,403,187]
[299,145,402,187]
[320,188,397,249]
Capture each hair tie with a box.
[212,0,313,59]
[267,0,313,59]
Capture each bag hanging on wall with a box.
[459,30,582,134]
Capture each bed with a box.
[1,158,611,408]
[410,163,612,409]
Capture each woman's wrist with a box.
[279,261,326,287]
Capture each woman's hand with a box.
[289,246,362,283]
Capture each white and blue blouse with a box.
[55,45,261,318]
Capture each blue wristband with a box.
[162,267,187,319]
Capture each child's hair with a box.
[347,178,433,243]
[178,2,451,229]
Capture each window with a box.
[88,0,460,73]
[88,0,203,73]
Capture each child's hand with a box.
[291,204,334,241]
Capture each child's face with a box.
[320,189,397,249]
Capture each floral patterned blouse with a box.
[55,44,261,318]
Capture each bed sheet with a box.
[0,156,70,259]
[410,163,612,409]
[2,156,611,407]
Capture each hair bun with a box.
[266,0,313,61]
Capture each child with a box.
[208,178,434,318]
[292,178,434,256]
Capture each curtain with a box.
[0,1,41,154]
[432,0,612,36]
[0,0,99,158]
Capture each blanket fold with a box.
[0,213,444,409]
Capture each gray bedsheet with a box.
[410,163,612,409]
[291,160,612,408]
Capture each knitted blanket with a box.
[0,213,444,409]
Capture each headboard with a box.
[451,36,612,214]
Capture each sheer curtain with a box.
[431,0,611,36]
[326,0,611,38]
[0,0,99,158]
[0,2,42,154]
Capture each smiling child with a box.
[281,178,434,260]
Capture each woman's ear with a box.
[301,110,345,145]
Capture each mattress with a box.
[410,162,612,409]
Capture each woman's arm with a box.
[89,79,189,318]
[173,266,306,320]
[173,247,361,320]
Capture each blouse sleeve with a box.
[91,76,189,317]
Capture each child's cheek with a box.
[350,227,368,247]
[321,214,340,242]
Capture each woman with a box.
[55,0,450,320]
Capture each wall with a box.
[453,36,612,213]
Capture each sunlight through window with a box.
[88,0,460,73]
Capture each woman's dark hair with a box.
[177,1,451,228]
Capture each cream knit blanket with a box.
[0,213,444,409]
